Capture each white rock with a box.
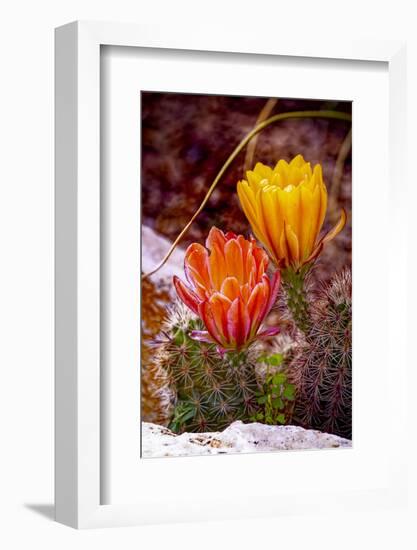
[142,225,185,289]
[142,420,352,458]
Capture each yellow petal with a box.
[315,165,327,234]
[237,181,257,226]
[253,162,273,180]
[288,166,303,186]
[279,228,290,268]
[277,185,301,239]
[300,185,315,259]
[259,188,281,263]
[246,170,263,191]
[284,223,300,267]
[289,154,305,168]
[273,159,289,185]
[320,208,347,246]
[309,180,322,246]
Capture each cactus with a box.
[288,269,352,439]
[281,265,313,334]
[153,301,260,433]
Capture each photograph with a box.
[140,91,352,458]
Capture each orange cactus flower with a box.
[173,227,280,351]
[237,154,346,272]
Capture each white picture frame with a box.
[55,20,407,529]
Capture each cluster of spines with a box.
[288,269,352,439]
[153,302,260,433]
[281,265,313,334]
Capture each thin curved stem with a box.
[329,129,352,224]
[142,110,351,280]
[243,98,278,174]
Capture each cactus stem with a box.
[281,266,311,333]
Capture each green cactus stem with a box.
[153,302,260,433]
[288,269,352,439]
[281,265,311,333]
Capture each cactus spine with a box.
[153,302,260,433]
[288,269,352,439]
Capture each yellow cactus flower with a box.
[237,154,346,272]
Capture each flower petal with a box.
[224,238,244,284]
[220,276,240,301]
[266,269,281,313]
[257,326,281,339]
[198,301,224,346]
[185,243,210,293]
[284,222,300,267]
[227,297,250,347]
[247,280,269,335]
[173,276,200,315]
[205,226,227,252]
[209,293,231,342]
[307,208,347,265]
[320,208,347,245]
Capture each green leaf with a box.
[267,353,284,366]
[283,385,295,400]
[257,395,268,405]
[272,398,284,409]
[257,353,283,366]
[272,373,287,385]
[277,413,286,424]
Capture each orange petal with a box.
[208,243,227,291]
[224,238,244,284]
[185,244,210,289]
[205,227,227,252]
[198,301,224,346]
[252,244,269,280]
[173,276,201,315]
[247,280,269,334]
[209,293,231,343]
[220,277,240,301]
[240,283,251,304]
[227,297,250,347]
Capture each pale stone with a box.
[142,420,352,458]
[141,225,185,292]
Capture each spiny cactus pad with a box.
[288,269,352,439]
[153,302,260,433]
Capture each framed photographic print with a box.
[55,21,407,528]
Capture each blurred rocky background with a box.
[141,92,352,287]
